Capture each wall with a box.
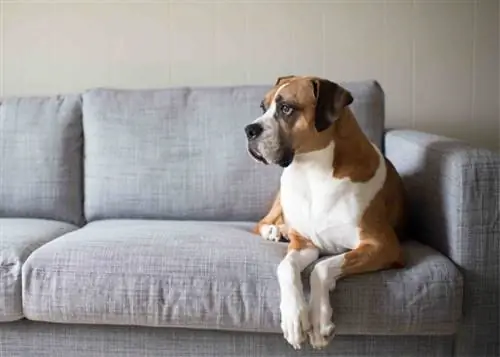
[1,0,498,150]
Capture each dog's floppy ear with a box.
[275,75,295,86]
[311,79,353,132]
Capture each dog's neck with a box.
[292,140,335,172]
[332,108,381,182]
[291,108,380,182]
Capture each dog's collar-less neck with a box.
[292,140,335,169]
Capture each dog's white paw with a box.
[259,224,281,242]
[308,304,336,349]
[308,321,335,349]
[280,291,310,350]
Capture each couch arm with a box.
[384,129,499,357]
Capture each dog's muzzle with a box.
[245,123,268,164]
[244,122,294,167]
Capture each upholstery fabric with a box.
[0,320,454,357]
[0,219,77,321]
[23,220,463,335]
[82,81,384,222]
[0,95,84,225]
[385,129,500,357]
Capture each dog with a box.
[244,75,406,350]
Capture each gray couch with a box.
[0,81,498,357]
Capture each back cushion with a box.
[0,95,84,225]
[82,80,384,222]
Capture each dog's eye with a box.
[281,104,294,116]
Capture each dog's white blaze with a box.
[253,82,289,124]
[280,140,387,254]
[251,82,291,163]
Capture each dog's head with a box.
[244,75,353,167]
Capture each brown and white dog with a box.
[244,75,406,350]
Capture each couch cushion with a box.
[0,218,77,322]
[0,95,84,225]
[22,220,462,335]
[82,81,384,222]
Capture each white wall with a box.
[1,0,498,150]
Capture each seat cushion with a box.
[0,218,77,321]
[0,95,84,225]
[82,81,384,223]
[22,220,463,335]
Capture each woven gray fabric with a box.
[0,95,84,225]
[82,81,384,222]
[23,219,462,335]
[0,320,454,357]
[0,219,77,321]
[385,129,500,357]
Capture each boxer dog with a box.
[244,75,406,350]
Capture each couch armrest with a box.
[385,129,499,357]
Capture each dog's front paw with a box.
[280,292,310,350]
[308,321,335,349]
[259,224,281,242]
[308,304,336,349]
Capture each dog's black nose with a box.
[245,123,263,140]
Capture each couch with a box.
[0,80,498,357]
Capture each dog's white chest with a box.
[280,142,386,253]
